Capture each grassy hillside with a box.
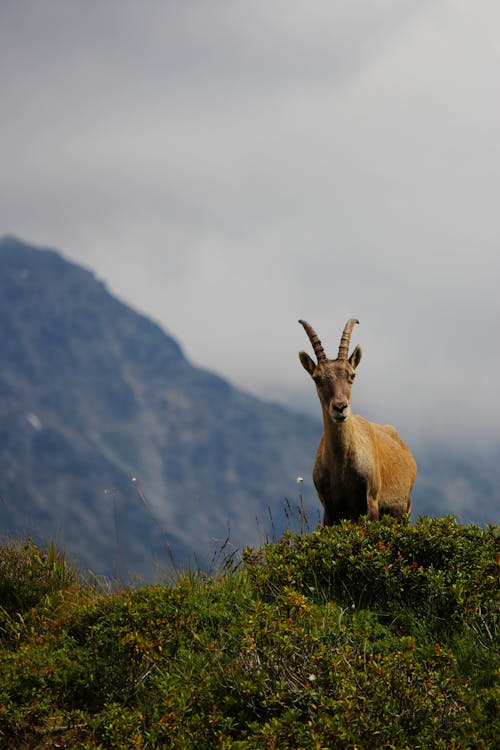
[0,517,498,749]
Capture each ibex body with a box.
[299,319,416,524]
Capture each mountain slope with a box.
[1,236,498,580]
[0,236,322,578]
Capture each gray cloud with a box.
[1,0,499,447]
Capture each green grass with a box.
[0,517,498,749]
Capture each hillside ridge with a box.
[0,518,497,748]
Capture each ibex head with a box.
[299,319,362,423]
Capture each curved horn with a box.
[299,319,327,362]
[338,318,359,360]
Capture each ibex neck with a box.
[322,410,357,460]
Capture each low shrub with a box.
[244,516,498,635]
[0,519,498,748]
[0,536,78,616]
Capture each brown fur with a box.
[299,319,417,524]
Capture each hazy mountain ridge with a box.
[0,236,498,579]
[0,236,323,578]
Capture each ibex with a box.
[299,318,416,524]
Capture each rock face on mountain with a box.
[0,236,322,578]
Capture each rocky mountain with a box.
[0,236,498,580]
[0,236,323,579]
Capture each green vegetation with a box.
[0,517,498,749]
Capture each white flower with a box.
[308,674,316,682]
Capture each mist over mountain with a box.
[0,237,498,579]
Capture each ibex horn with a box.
[299,319,327,362]
[338,318,359,360]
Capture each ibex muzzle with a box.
[299,318,417,524]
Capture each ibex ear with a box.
[299,350,316,376]
[349,345,362,370]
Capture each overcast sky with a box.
[1,0,499,448]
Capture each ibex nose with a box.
[332,401,348,414]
